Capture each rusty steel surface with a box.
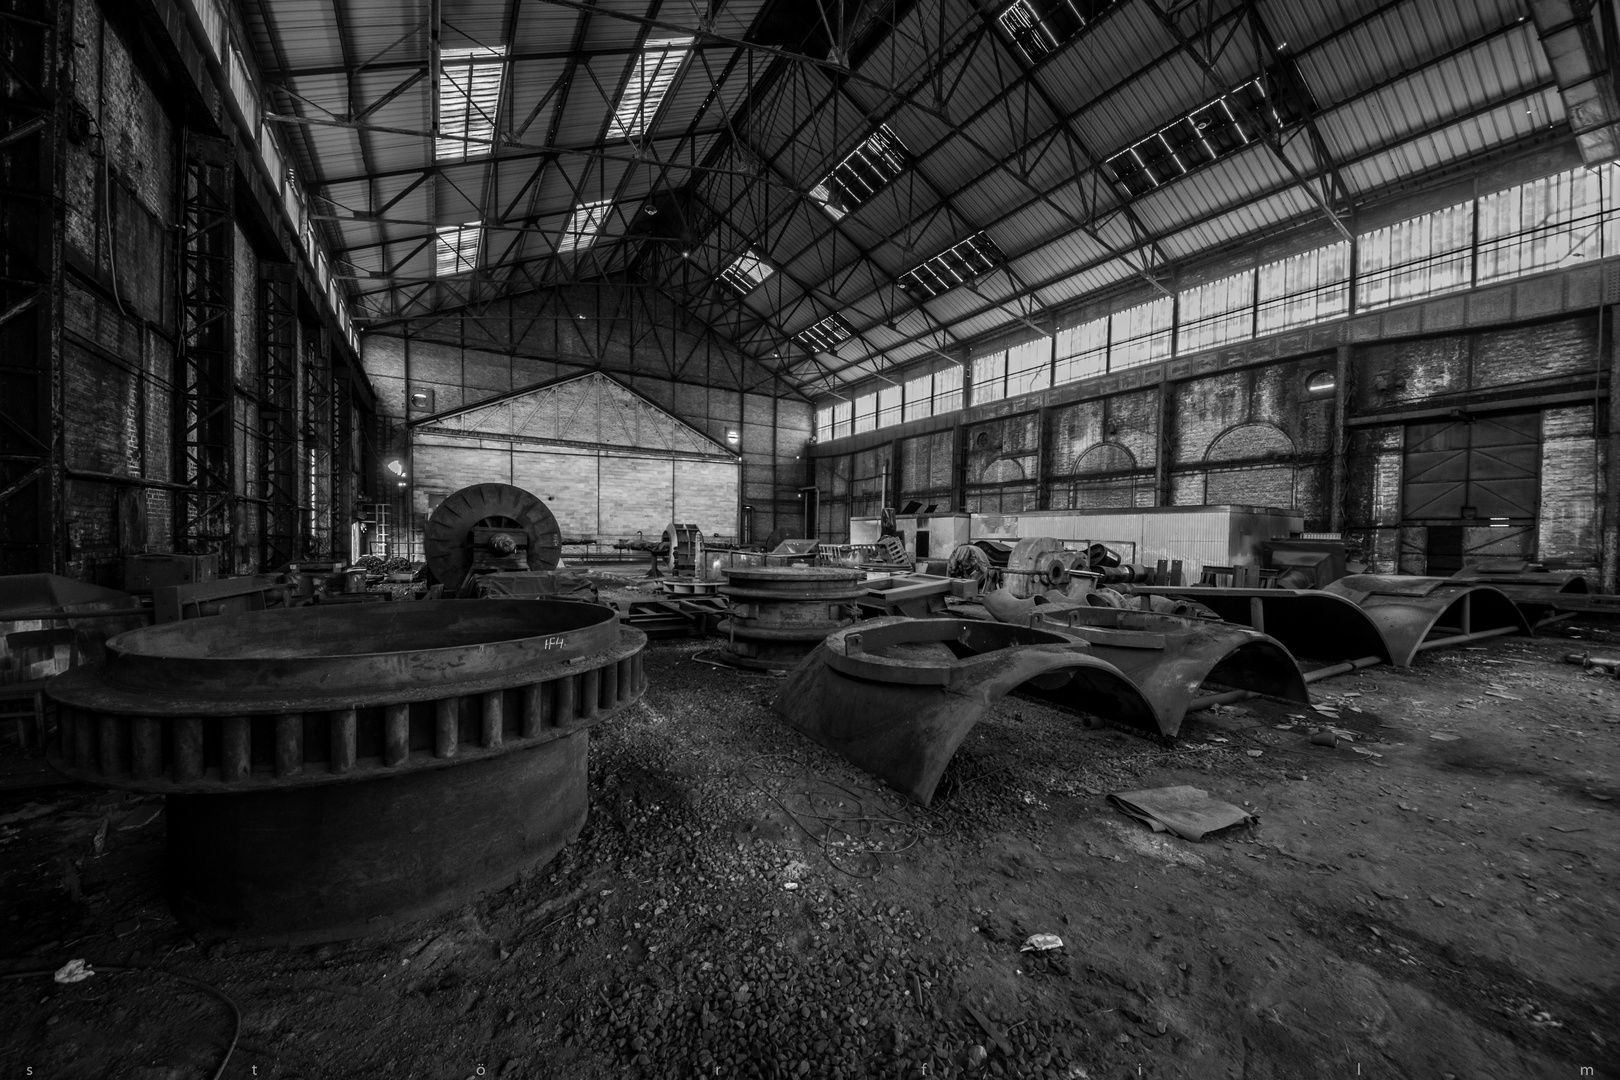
[1124,585,1394,666]
[775,618,1155,806]
[47,600,646,941]
[718,566,865,670]
[1127,578,1531,668]
[424,483,563,592]
[1449,566,1589,624]
[1322,575,1531,667]
[1024,605,1309,735]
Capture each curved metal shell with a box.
[424,483,562,591]
[1322,575,1531,667]
[1025,605,1310,736]
[1448,567,1589,625]
[776,618,1157,806]
[1129,587,1394,666]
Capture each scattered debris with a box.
[1020,934,1064,953]
[966,1003,1014,1058]
[1107,785,1253,841]
[52,959,94,984]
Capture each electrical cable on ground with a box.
[0,962,240,1080]
[690,649,783,677]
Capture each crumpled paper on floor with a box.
[1107,785,1253,841]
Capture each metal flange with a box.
[48,600,645,794]
[717,566,865,669]
[46,600,647,942]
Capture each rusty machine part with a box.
[775,610,1309,806]
[1021,605,1309,733]
[717,566,865,670]
[946,543,993,585]
[662,522,705,578]
[48,600,646,941]
[1123,575,1532,669]
[1449,564,1590,625]
[1564,652,1620,675]
[1003,537,1070,598]
[1122,584,1392,666]
[858,572,954,618]
[774,618,1157,805]
[425,483,563,594]
[1319,575,1531,667]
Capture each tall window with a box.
[972,351,1006,406]
[1055,317,1107,384]
[1005,338,1050,397]
[1477,168,1609,284]
[903,373,933,422]
[1178,270,1255,353]
[815,405,835,439]
[852,393,877,434]
[1357,202,1474,311]
[1110,298,1173,369]
[934,365,964,413]
[831,399,852,438]
[1258,242,1350,334]
[876,385,903,428]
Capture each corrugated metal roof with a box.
[238,0,1588,398]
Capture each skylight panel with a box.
[1102,67,1307,198]
[897,232,1006,299]
[610,38,693,139]
[997,0,1120,64]
[436,46,507,162]
[796,314,852,353]
[998,1,1059,61]
[435,222,481,276]
[810,125,912,219]
[558,199,613,253]
[719,249,774,295]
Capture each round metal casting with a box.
[425,483,562,592]
[717,566,864,670]
[48,600,646,941]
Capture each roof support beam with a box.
[815,85,1563,384]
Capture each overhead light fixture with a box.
[385,459,405,477]
[726,429,740,445]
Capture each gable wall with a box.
[362,322,813,552]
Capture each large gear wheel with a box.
[425,483,563,592]
[1005,536,1067,598]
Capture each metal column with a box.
[259,264,298,570]
[0,0,62,573]
[174,134,235,570]
[302,327,334,557]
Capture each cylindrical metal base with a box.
[166,732,587,943]
[719,566,864,670]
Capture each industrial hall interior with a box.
[3,0,1619,1077]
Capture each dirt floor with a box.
[1,614,1616,1080]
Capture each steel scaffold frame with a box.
[174,133,236,569]
[0,0,61,573]
[259,263,299,569]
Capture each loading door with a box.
[1402,412,1539,573]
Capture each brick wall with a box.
[1538,405,1605,566]
[364,326,809,552]
[43,0,370,584]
